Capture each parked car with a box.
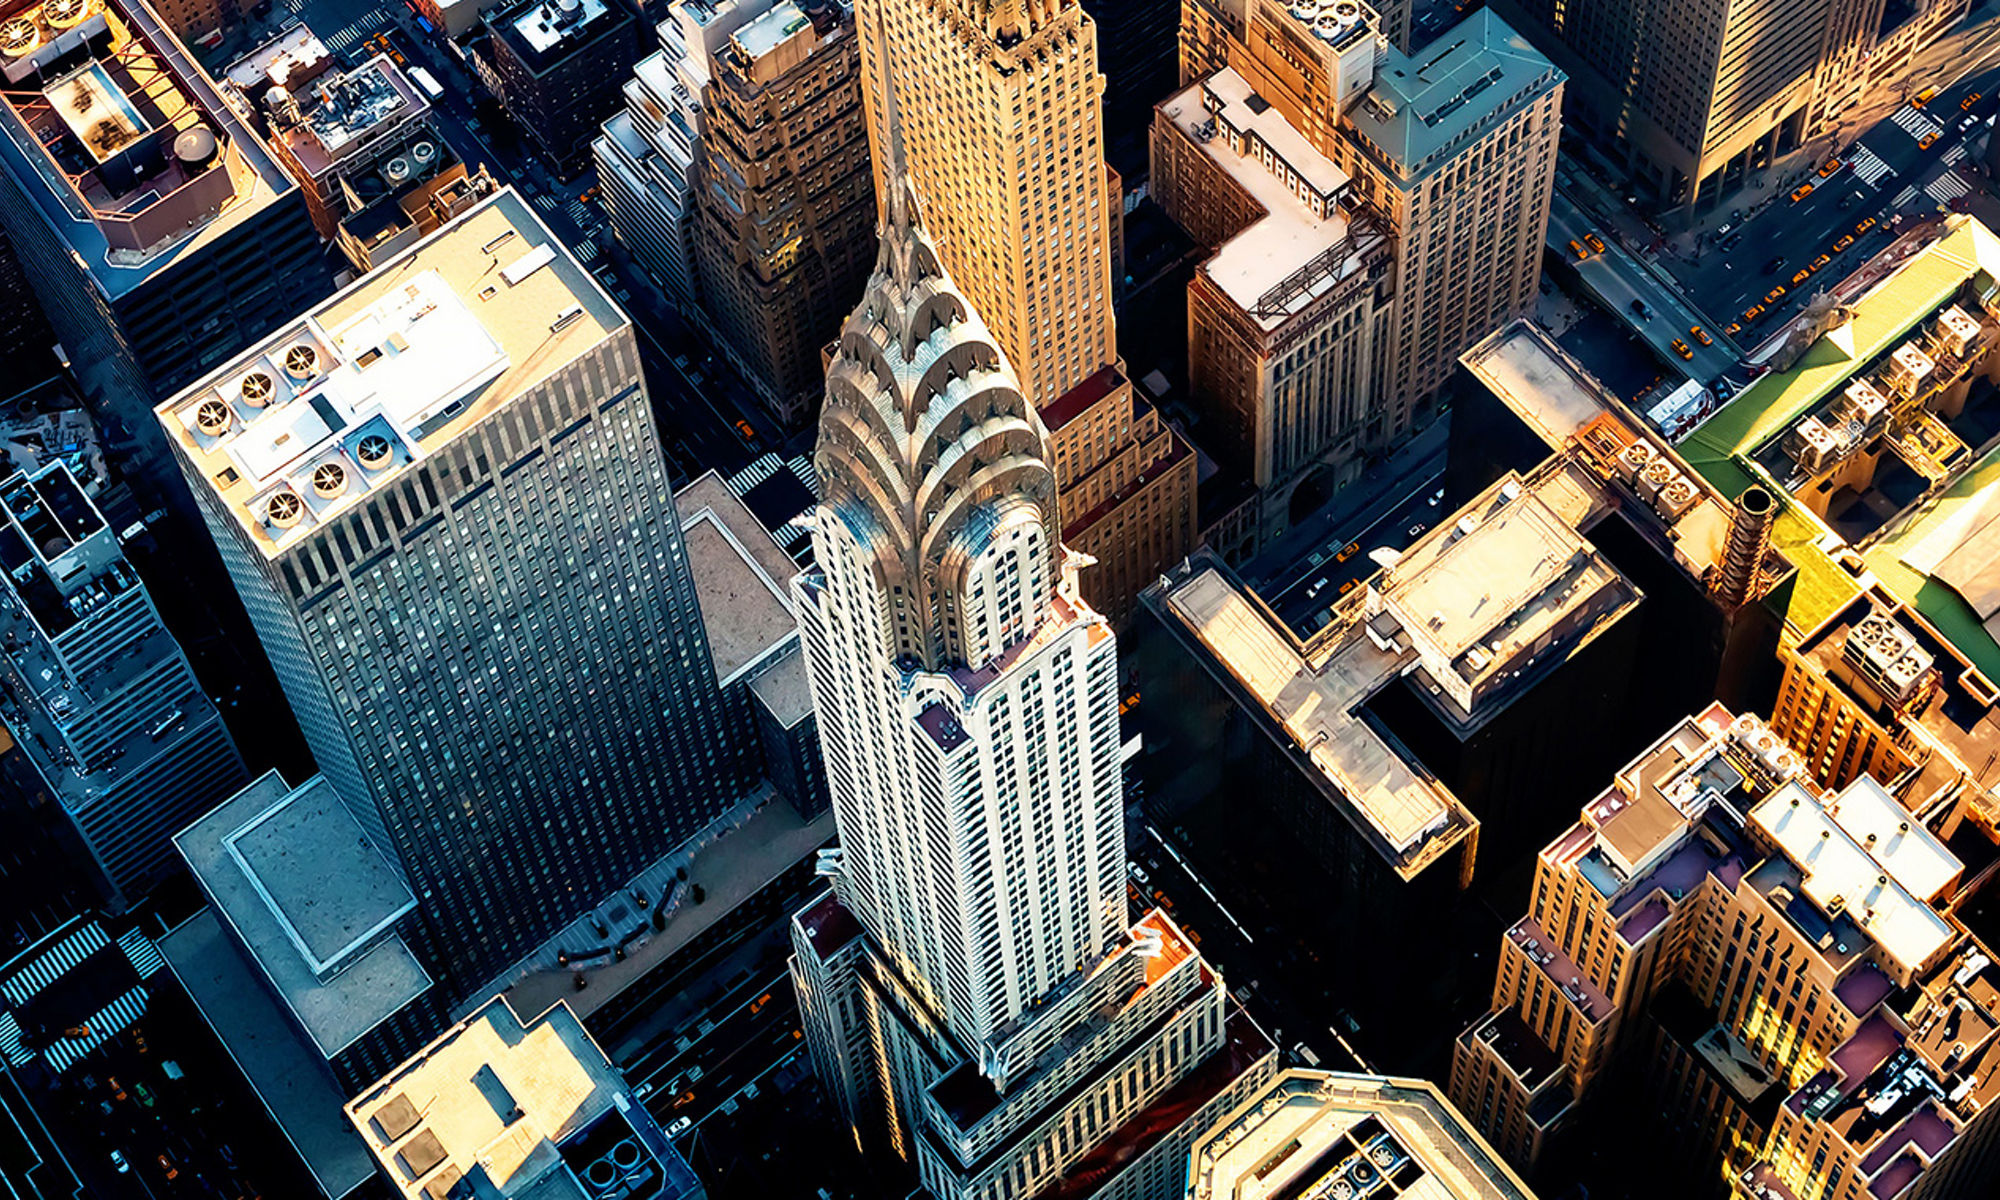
[667,1117,693,1138]
[109,1151,129,1175]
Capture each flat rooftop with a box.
[1160,69,1383,325]
[0,0,297,296]
[1189,1069,1536,1200]
[1749,777,1960,976]
[1381,471,1632,703]
[156,188,622,559]
[346,997,629,1200]
[499,0,616,61]
[1460,320,1623,449]
[1863,439,2000,677]
[219,22,331,92]
[1156,564,1474,878]
[160,909,377,1198]
[675,471,798,686]
[174,772,431,1058]
[1346,8,1561,183]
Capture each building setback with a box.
[476,0,643,177]
[691,0,874,428]
[0,463,248,907]
[155,189,753,993]
[0,0,332,505]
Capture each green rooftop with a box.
[1676,215,2000,679]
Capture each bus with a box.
[409,66,445,100]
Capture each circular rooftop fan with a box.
[194,399,232,437]
[283,343,319,379]
[0,17,41,56]
[310,461,347,498]
[43,0,90,30]
[355,434,393,470]
[264,490,303,528]
[239,370,274,406]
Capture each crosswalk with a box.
[1943,143,1968,167]
[1847,144,1895,188]
[118,928,165,979]
[1926,171,1971,205]
[1891,106,1946,141]
[0,921,106,1008]
[1892,185,1921,208]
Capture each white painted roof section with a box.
[1819,775,1963,902]
[1750,779,1958,974]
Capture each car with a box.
[1743,303,1766,321]
[1568,238,1587,259]
[1833,234,1855,251]
[1920,132,1939,150]
[1691,326,1713,346]
[1724,322,1743,337]
[1763,255,1786,274]
[1128,861,1149,885]
[1793,268,1813,285]
[750,991,773,1014]
[667,1117,693,1138]
[734,419,757,443]
[107,1077,126,1102]
[157,1154,178,1181]
[1407,522,1426,537]
[635,1081,655,1100]
[1585,232,1607,253]
[1334,541,1359,562]
[1670,339,1694,360]
[1765,285,1787,303]
[1790,182,1815,202]
[1338,578,1356,595]
[1812,253,1830,270]
[1914,86,1937,107]
[132,1081,154,1108]
[1962,113,1982,133]
[1819,158,1841,177]
[1964,92,1982,110]
[109,1151,129,1175]
[1716,222,1734,236]
[1629,297,1652,319]
[1857,216,1878,234]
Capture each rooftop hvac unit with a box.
[1787,417,1838,473]
[43,0,92,31]
[410,140,438,166]
[194,399,233,438]
[1937,306,1980,357]
[283,343,319,380]
[1638,456,1678,502]
[578,1136,654,1200]
[0,16,41,57]
[356,434,394,471]
[1838,379,1888,430]
[1617,439,1655,481]
[1657,477,1699,520]
[264,490,304,529]
[239,371,274,407]
[384,156,412,183]
[1885,344,1935,397]
[1330,1183,1355,1200]
[310,461,347,499]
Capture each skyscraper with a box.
[154,190,752,991]
[856,0,1195,622]
[0,462,248,908]
[788,75,1273,1199]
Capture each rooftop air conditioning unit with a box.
[356,434,394,471]
[1657,477,1699,520]
[1838,379,1888,430]
[193,399,233,438]
[43,0,92,31]
[1618,440,1655,482]
[283,343,320,381]
[410,140,438,166]
[384,156,412,183]
[1787,417,1837,472]
[1638,457,1677,502]
[239,370,275,407]
[1885,344,1934,397]
[1937,306,1980,358]
[0,16,41,57]
[310,461,348,499]
[264,490,304,529]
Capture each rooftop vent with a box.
[310,461,347,499]
[410,140,438,166]
[264,490,303,529]
[43,0,91,31]
[0,16,40,56]
[239,371,275,407]
[384,156,412,182]
[194,399,233,437]
[356,434,393,471]
[283,343,319,380]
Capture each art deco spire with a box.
[812,16,1061,673]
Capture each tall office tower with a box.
[346,997,705,1200]
[597,0,778,310]
[1189,1070,1538,1200]
[1447,703,2000,1200]
[0,0,331,503]
[788,107,1273,1199]
[691,0,874,428]
[154,190,753,991]
[1175,2,1561,461]
[477,0,643,177]
[220,30,493,275]
[859,0,1196,622]
[1152,66,1393,541]
[1483,0,1878,212]
[0,463,248,908]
